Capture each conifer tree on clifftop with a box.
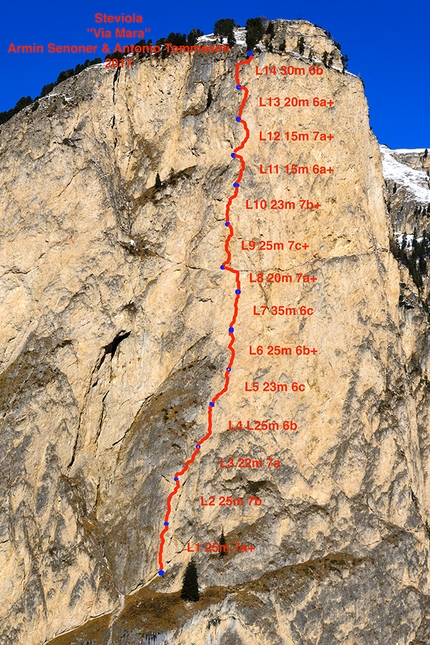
[245,17,265,50]
[214,18,236,46]
[187,29,204,45]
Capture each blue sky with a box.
[1,0,429,148]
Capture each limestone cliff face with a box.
[1,20,430,645]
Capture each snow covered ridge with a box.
[198,27,357,78]
[380,145,430,204]
[394,148,428,154]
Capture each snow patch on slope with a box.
[393,232,423,248]
[380,145,430,204]
[394,148,427,154]
[198,28,247,46]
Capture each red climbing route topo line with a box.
[158,52,254,576]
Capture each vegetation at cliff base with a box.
[180,560,200,602]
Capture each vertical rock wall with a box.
[0,20,429,645]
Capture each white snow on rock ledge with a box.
[197,28,246,46]
[394,148,427,154]
[380,145,430,204]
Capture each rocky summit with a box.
[1,19,430,645]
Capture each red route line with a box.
[158,53,253,575]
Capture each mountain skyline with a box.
[1,0,429,149]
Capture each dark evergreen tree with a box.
[0,96,32,124]
[219,528,227,557]
[420,231,428,274]
[0,57,101,126]
[187,29,204,45]
[166,32,187,46]
[155,173,162,188]
[227,33,236,47]
[56,68,74,84]
[297,36,305,55]
[105,51,124,62]
[135,39,147,50]
[180,560,199,602]
[214,18,236,45]
[86,57,101,69]
[341,54,349,73]
[41,82,55,97]
[245,17,265,50]
[207,88,213,108]
[0,109,15,125]
[265,21,275,39]
[13,96,32,112]
[70,58,100,77]
[424,149,429,159]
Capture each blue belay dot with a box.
[225,222,230,227]
[231,153,236,158]
[209,402,215,407]
[226,367,231,372]
[235,289,241,294]
[229,327,234,332]
[236,84,241,90]
[247,50,253,57]
[174,477,178,481]
[233,183,239,188]
[236,116,241,122]
[159,570,165,576]
[196,444,200,449]
[164,521,169,526]
[220,265,225,270]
